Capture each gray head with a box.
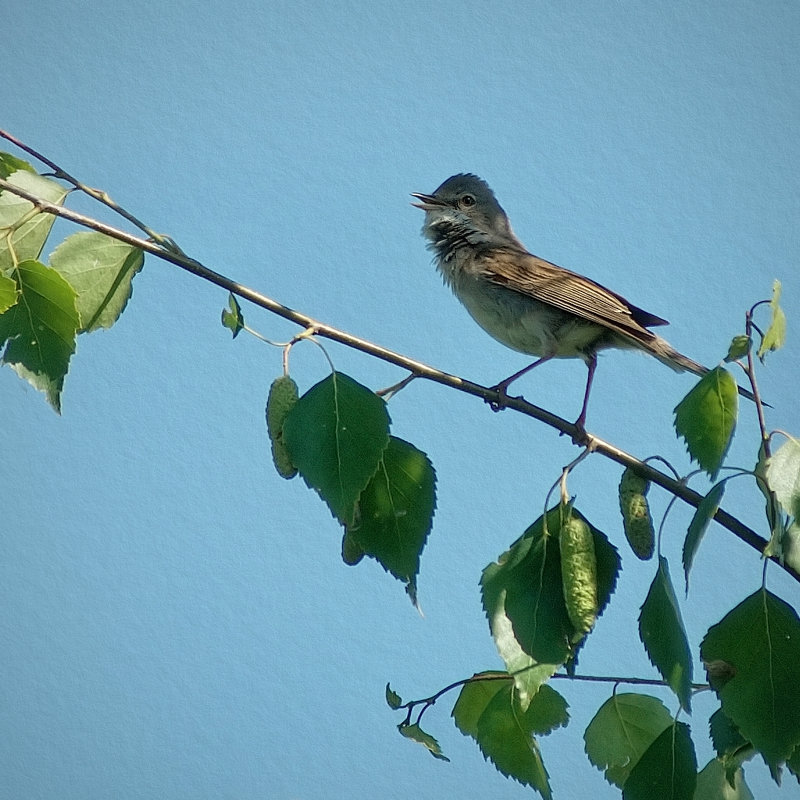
[411,174,524,255]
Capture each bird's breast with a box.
[443,263,606,359]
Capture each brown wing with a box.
[482,248,669,342]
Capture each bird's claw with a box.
[565,411,590,445]
[486,383,513,412]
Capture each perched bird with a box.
[412,173,753,428]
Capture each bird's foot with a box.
[565,409,590,445]
[486,381,515,412]
[569,422,589,446]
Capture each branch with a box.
[1,173,797,584]
[0,128,176,250]
[395,669,710,724]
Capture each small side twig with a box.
[394,668,711,727]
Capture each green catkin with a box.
[266,375,299,479]
[618,467,655,560]
[559,514,599,642]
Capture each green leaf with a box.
[452,675,568,738]
[756,441,786,560]
[622,721,697,800]
[385,683,402,710]
[0,170,68,271]
[724,335,751,363]
[584,692,673,788]
[49,231,144,331]
[481,506,573,669]
[221,292,244,338]
[282,372,390,524]
[0,152,37,179]
[451,673,509,738]
[683,481,726,590]
[0,272,18,312]
[758,279,786,359]
[766,437,800,521]
[700,588,800,771]
[453,676,565,798]
[345,436,435,600]
[674,366,738,480]
[398,722,449,761]
[480,526,557,709]
[475,698,551,797]
[481,506,619,706]
[479,641,555,716]
[694,758,754,800]
[483,506,620,665]
[787,745,800,783]
[709,708,755,785]
[0,259,79,412]
[638,557,693,711]
[523,684,570,736]
[782,522,800,574]
[709,708,749,759]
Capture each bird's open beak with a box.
[410,192,445,210]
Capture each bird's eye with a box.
[459,194,476,208]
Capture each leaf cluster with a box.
[266,368,436,601]
[379,303,800,796]
[0,160,143,410]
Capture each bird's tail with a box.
[648,336,757,403]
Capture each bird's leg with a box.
[488,356,553,411]
[573,354,597,431]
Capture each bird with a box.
[411,173,755,429]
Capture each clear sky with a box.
[3,2,799,798]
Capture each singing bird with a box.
[412,173,754,428]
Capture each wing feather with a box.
[481,249,669,343]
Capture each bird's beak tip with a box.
[410,192,438,210]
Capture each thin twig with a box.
[0,128,179,252]
[396,668,710,719]
[745,307,771,454]
[550,672,710,690]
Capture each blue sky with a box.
[3,2,799,798]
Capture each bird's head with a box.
[411,173,520,250]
